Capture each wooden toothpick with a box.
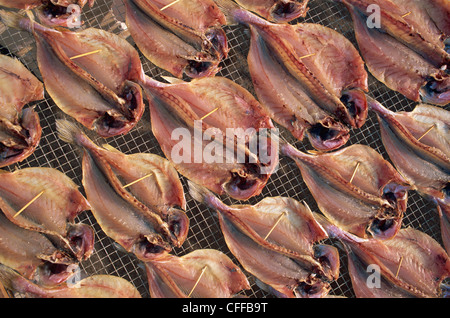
[70,49,102,60]
[417,124,436,142]
[122,174,153,189]
[187,265,207,298]
[13,190,45,218]
[160,0,183,11]
[299,53,316,60]
[200,106,221,121]
[264,211,287,241]
[402,12,412,18]
[349,161,361,184]
[395,256,404,278]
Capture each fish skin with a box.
[124,0,228,79]
[0,212,79,287]
[345,3,450,106]
[188,181,339,298]
[282,143,410,240]
[141,75,279,201]
[369,99,450,254]
[0,54,43,168]
[145,249,250,298]
[0,264,141,298]
[317,213,450,298]
[0,11,146,137]
[235,0,310,23]
[0,167,94,261]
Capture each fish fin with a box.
[56,119,85,146]
[0,264,19,292]
[160,76,185,84]
[212,0,241,25]
[0,9,26,30]
[187,180,216,204]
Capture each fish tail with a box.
[0,9,35,32]
[56,119,93,150]
[187,180,216,205]
[0,264,19,293]
[212,0,243,25]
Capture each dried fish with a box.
[0,167,94,261]
[0,10,145,138]
[145,249,250,298]
[234,0,310,23]
[340,0,450,106]
[282,143,410,240]
[57,119,189,261]
[215,1,368,151]
[317,213,450,298]
[0,212,79,287]
[124,0,228,79]
[189,181,340,298]
[0,54,42,168]
[369,99,449,253]
[141,75,279,201]
[0,263,141,298]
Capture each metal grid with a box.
[0,0,446,299]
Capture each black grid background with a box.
[0,0,446,298]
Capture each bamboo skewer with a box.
[70,49,102,60]
[417,124,436,142]
[122,173,153,189]
[13,190,45,218]
[264,211,287,240]
[349,161,361,184]
[160,0,183,11]
[187,265,207,298]
[200,106,221,121]
[299,53,316,60]
[402,12,412,18]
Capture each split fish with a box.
[234,0,310,23]
[0,54,43,167]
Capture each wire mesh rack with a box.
[0,0,446,299]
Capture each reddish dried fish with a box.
[282,143,410,240]
[235,0,310,23]
[189,181,340,298]
[57,119,189,261]
[0,54,42,168]
[369,99,450,253]
[124,0,228,79]
[141,75,279,201]
[342,2,450,106]
[0,212,79,287]
[145,249,250,298]
[0,167,94,261]
[215,1,368,151]
[0,264,141,298]
[317,213,450,298]
[0,10,145,138]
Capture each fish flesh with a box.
[0,212,79,287]
[141,75,279,201]
[57,119,189,261]
[0,264,142,298]
[0,10,145,138]
[145,249,250,298]
[189,181,340,298]
[336,0,450,68]
[0,167,94,261]
[282,143,410,240]
[234,0,310,23]
[340,0,450,106]
[215,1,368,151]
[317,213,450,298]
[0,54,43,168]
[0,1,96,27]
[124,0,228,79]
[369,99,450,253]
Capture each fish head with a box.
[133,234,172,262]
[293,277,331,298]
[313,244,340,281]
[340,88,368,129]
[36,252,79,286]
[184,59,221,79]
[204,27,229,61]
[420,73,450,106]
[307,118,350,152]
[270,0,309,23]
[67,223,95,261]
[166,207,190,248]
